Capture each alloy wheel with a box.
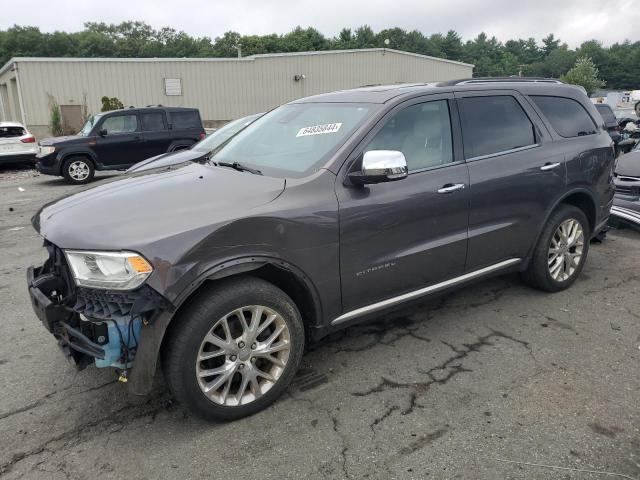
[68,160,90,181]
[196,305,291,406]
[548,218,584,282]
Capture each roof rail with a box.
[448,77,564,86]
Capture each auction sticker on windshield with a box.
[296,123,342,137]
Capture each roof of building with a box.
[0,48,473,77]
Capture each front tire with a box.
[522,205,590,292]
[62,156,95,184]
[162,277,305,421]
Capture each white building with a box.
[0,49,473,138]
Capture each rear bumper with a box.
[0,152,36,164]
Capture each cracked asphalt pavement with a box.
[1,167,639,479]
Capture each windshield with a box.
[193,114,262,153]
[210,103,374,178]
[78,114,103,136]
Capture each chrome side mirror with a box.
[349,150,408,185]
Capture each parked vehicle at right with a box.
[0,121,37,166]
[27,78,615,421]
[36,106,205,184]
[611,142,640,230]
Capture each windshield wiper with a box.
[215,161,262,175]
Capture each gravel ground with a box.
[0,168,639,480]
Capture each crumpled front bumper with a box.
[26,243,172,384]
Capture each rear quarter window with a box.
[531,96,598,138]
[141,112,166,131]
[170,111,202,129]
[458,95,536,159]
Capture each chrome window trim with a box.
[331,258,522,326]
[465,144,540,162]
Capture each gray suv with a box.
[27,79,615,421]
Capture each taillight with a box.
[613,126,620,132]
[21,135,36,143]
[199,132,206,140]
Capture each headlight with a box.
[36,146,56,157]
[64,250,153,290]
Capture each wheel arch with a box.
[58,150,97,174]
[127,256,324,395]
[525,188,597,267]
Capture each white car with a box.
[0,122,37,165]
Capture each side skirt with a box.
[331,258,522,327]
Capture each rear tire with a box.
[522,205,590,292]
[162,277,305,421]
[62,156,95,184]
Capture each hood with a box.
[39,135,86,146]
[615,150,640,177]
[33,162,285,252]
[126,148,203,173]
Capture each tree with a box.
[101,96,124,112]
[47,94,63,136]
[561,57,605,95]
[541,34,560,56]
[0,22,638,90]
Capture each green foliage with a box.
[561,56,606,95]
[47,94,63,136]
[1,22,639,89]
[100,96,124,112]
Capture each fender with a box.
[127,255,323,395]
[56,148,99,172]
[524,187,598,267]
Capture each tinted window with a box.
[170,111,201,129]
[531,96,598,138]
[595,104,617,124]
[458,95,536,159]
[141,112,165,131]
[101,115,138,134]
[365,100,453,171]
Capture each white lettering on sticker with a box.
[296,123,343,137]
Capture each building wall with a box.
[0,49,472,138]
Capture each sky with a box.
[1,0,638,47]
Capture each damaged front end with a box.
[27,242,170,379]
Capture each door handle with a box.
[540,162,561,171]
[437,183,466,194]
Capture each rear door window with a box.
[531,96,598,137]
[141,112,166,131]
[101,114,138,134]
[170,111,201,129]
[458,95,536,159]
